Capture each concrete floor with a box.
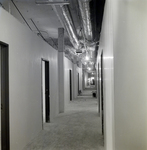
[24,97,104,150]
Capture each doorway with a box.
[100,52,104,135]
[78,73,79,95]
[0,42,10,150]
[42,59,50,126]
[69,70,72,101]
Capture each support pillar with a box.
[73,63,78,99]
[58,28,65,113]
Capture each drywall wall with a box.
[97,0,114,147]
[98,0,147,150]
[73,64,77,99]
[0,45,1,135]
[73,64,83,98]
[64,57,73,108]
[0,7,59,150]
[84,71,88,88]
[113,1,147,150]
[77,66,83,92]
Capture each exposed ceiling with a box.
[1,0,105,72]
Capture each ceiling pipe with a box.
[78,0,96,61]
[35,0,69,5]
[64,46,77,62]
[65,45,76,55]
[60,1,96,68]
[61,5,82,50]
[36,1,82,50]
[64,46,83,65]
[78,0,93,42]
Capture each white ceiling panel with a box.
[13,0,63,38]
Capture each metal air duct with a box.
[78,0,93,42]
[64,46,82,64]
[36,0,69,5]
[65,45,76,55]
[61,5,81,50]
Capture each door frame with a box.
[78,73,79,95]
[0,41,10,150]
[69,70,72,101]
[100,52,104,135]
[41,58,50,129]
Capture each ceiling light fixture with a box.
[85,56,89,60]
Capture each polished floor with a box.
[24,95,104,150]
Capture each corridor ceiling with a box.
[1,0,105,72]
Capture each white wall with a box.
[73,64,77,98]
[0,7,59,150]
[64,57,73,108]
[0,45,1,141]
[113,1,147,150]
[73,64,83,98]
[97,0,114,149]
[84,71,88,88]
[77,66,83,91]
[98,0,147,150]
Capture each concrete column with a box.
[58,28,65,113]
[79,67,83,92]
[73,63,78,99]
[94,72,97,90]
[83,71,85,89]
[82,69,85,91]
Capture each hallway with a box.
[24,97,104,150]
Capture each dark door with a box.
[1,42,10,150]
[101,52,104,135]
[78,73,79,94]
[69,70,72,101]
[45,61,50,123]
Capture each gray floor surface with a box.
[24,97,104,150]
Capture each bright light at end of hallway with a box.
[91,77,94,80]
